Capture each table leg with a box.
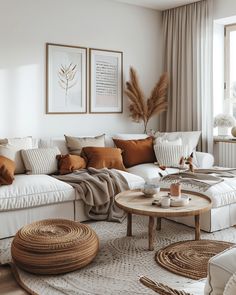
[195,214,200,240]
[156,217,161,231]
[127,213,132,236]
[148,216,155,251]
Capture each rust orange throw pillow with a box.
[0,155,15,185]
[81,147,126,171]
[113,137,156,168]
[57,154,86,175]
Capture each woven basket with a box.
[11,219,99,275]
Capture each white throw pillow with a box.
[21,147,60,175]
[150,130,201,155]
[155,137,182,146]
[154,145,188,167]
[113,134,148,140]
[0,136,36,174]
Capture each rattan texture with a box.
[155,239,233,280]
[11,219,99,275]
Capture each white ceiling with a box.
[109,0,200,10]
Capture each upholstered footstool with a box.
[11,219,99,274]
[204,246,236,295]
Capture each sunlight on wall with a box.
[0,64,40,137]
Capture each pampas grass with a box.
[125,67,168,133]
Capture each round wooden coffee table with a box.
[115,189,212,251]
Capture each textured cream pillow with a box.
[64,134,105,155]
[21,147,60,175]
[0,137,35,174]
[154,145,188,167]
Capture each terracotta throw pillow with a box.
[113,137,156,168]
[57,154,86,175]
[0,155,15,185]
[81,147,126,171]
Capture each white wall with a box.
[214,0,236,19]
[0,0,163,138]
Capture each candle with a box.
[170,183,181,197]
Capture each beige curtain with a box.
[159,0,213,153]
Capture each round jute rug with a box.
[155,239,234,280]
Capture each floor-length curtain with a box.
[159,0,213,153]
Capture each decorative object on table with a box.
[213,113,236,137]
[231,126,236,137]
[125,67,168,133]
[46,43,87,114]
[155,240,233,280]
[170,183,181,197]
[89,48,123,113]
[160,195,171,208]
[11,219,99,274]
[140,276,192,295]
[142,183,160,197]
[179,152,194,172]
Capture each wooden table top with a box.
[115,189,212,218]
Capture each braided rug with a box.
[156,239,234,280]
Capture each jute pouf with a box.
[156,239,233,280]
[11,219,99,275]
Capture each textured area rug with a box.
[1,216,236,295]
[156,240,234,280]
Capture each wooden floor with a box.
[0,265,27,295]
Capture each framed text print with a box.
[89,48,123,113]
[46,43,87,114]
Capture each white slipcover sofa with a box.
[0,134,215,239]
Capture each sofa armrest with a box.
[195,152,214,168]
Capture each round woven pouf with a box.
[11,219,99,275]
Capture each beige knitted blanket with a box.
[53,168,128,222]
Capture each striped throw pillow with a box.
[21,147,60,175]
[154,145,188,167]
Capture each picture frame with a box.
[89,48,123,113]
[46,43,87,114]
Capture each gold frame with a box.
[89,48,123,114]
[46,43,87,114]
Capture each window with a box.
[225,24,236,117]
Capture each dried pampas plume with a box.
[125,67,168,133]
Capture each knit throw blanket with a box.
[161,168,236,192]
[53,168,128,222]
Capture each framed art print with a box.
[89,48,123,113]
[46,43,87,114]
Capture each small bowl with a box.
[142,183,160,197]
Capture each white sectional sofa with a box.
[0,134,216,239]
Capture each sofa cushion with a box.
[204,247,236,295]
[65,134,105,155]
[127,163,179,183]
[21,147,60,175]
[113,137,156,168]
[0,156,15,185]
[0,174,75,211]
[150,130,201,155]
[154,145,188,167]
[57,154,86,175]
[114,170,145,190]
[82,147,126,171]
[0,136,37,174]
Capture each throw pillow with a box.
[155,137,182,146]
[154,145,188,167]
[0,155,15,185]
[21,147,60,175]
[150,130,201,154]
[64,134,105,155]
[0,136,35,174]
[113,137,156,168]
[81,147,126,171]
[57,154,86,175]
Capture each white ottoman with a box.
[204,247,236,295]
